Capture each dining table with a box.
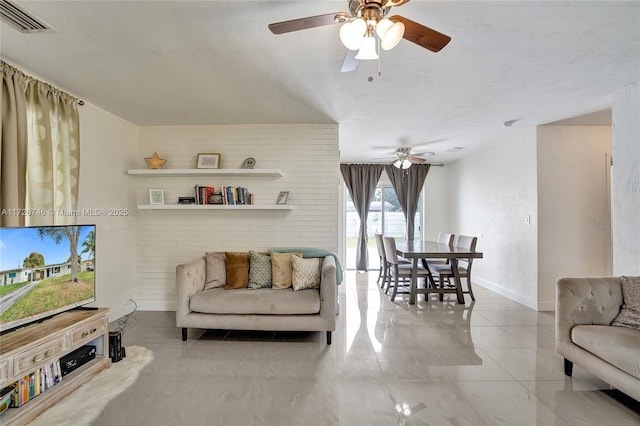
[394,240,483,304]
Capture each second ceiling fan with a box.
[268,0,451,72]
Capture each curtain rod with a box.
[340,162,445,167]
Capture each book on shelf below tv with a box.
[0,224,97,335]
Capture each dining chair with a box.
[375,233,411,293]
[382,236,431,302]
[426,232,455,267]
[374,233,388,288]
[429,235,478,301]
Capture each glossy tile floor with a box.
[94,272,640,425]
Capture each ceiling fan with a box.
[268,0,451,72]
[386,147,434,169]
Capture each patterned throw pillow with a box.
[224,252,250,290]
[271,252,302,289]
[248,251,272,289]
[611,276,640,331]
[291,256,322,291]
[204,252,226,290]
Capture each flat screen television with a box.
[0,225,96,334]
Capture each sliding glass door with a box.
[345,185,422,270]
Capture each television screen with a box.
[0,225,96,334]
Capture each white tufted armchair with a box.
[556,276,640,401]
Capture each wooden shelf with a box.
[127,168,283,177]
[0,309,110,425]
[137,204,292,210]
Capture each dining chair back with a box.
[374,233,388,288]
[439,233,455,246]
[383,236,430,301]
[428,232,455,267]
[431,235,478,301]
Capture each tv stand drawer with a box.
[14,336,65,377]
[0,359,9,387]
[70,316,107,346]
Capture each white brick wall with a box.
[133,124,340,310]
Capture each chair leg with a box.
[564,358,573,376]
[390,275,399,301]
[326,331,332,345]
[466,277,475,301]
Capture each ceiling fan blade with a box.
[340,49,359,72]
[389,15,451,52]
[409,156,427,164]
[383,0,411,7]
[268,12,345,34]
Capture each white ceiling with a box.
[2,1,639,164]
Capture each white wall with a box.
[77,103,138,321]
[612,82,640,275]
[447,128,539,309]
[537,126,612,309]
[423,165,450,241]
[133,124,340,310]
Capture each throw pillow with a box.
[224,252,250,290]
[204,252,226,290]
[271,252,302,289]
[611,276,640,331]
[291,256,322,291]
[248,251,272,289]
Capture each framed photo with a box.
[196,153,221,169]
[149,189,165,205]
[276,191,289,205]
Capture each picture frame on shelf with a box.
[149,189,165,205]
[196,153,221,169]
[276,191,289,205]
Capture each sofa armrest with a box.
[319,255,337,322]
[556,277,623,346]
[176,257,206,322]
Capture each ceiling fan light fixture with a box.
[339,18,366,50]
[380,21,404,50]
[375,18,393,38]
[393,158,412,169]
[355,35,378,60]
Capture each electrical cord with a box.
[112,298,137,334]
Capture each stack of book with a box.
[7,361,62,407]
[221,186,253,205]
[194,185,216,205]
[194,185,253,205]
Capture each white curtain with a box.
[24,77,80,225]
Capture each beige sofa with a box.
[176,255,337,345]
[556,276,640,401]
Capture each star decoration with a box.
[145,152,166,169]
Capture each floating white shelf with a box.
[137,204,292,210]
[127,168,283,177]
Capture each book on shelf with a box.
[193,185,254,206]
[221,186,253,205]
[194,185,216,205]
[8,360,61,408]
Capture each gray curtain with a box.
[1,61,28,227]
[340,164,384,271]
[385,164,430,240]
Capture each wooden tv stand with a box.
[0,308,111,425]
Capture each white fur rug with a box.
[30,346,153,426]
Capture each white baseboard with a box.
[473,276,543,311]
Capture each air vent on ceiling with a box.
[0,0,55,33]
